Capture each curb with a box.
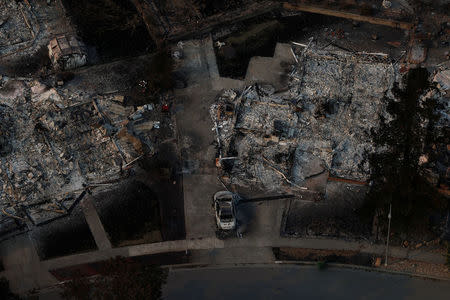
[277,260,450,281]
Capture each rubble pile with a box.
[212,48,397,193]
[0,77,161,231]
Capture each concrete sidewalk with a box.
[37,236,445,272]
[80,197,112,250]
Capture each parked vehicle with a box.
[213,191,236,230]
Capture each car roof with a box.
[220,205,233,215]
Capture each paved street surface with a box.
[164,265,450,300]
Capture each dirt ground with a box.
[274,247,450,279]
[274,247,375,266]
[28,205,97,260]
[382,257,450,278]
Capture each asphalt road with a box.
[163,265,450,300]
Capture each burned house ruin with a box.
[212,45,397,196]
[0,76,162,237]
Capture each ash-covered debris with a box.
[211,47,396,194]
[48,35,87,70]
[434,69,450,92]
[0,76,163,231]
[0,105,14,157]
[0,0,77,78]
[0,0,37,50]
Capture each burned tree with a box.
[363,68,448,233]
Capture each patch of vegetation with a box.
[61,256,168,300]
[362,68,447,233]
[317,261,327,270]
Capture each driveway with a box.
[174,37,293,241]
[174,37,224,239]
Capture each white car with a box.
[213,191,236,230]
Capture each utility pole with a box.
[385,203,392,266]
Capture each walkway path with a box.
[80,197,112,250]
